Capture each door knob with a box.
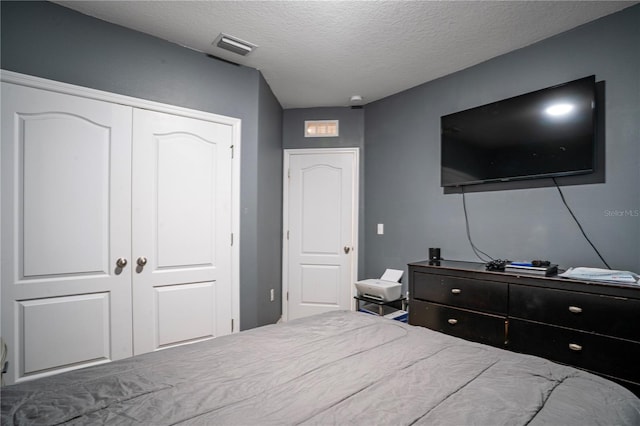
[137,257,148,267]
[116,258,128,268]
[344,246,351,254]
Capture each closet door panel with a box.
[20,294,110,375]
[155,282,215,346]
[155,134,216,268]
[22,113,110,277]
[132,109,233,355]
[1,83,133,384]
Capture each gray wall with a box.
[364,4,640,286]
[1,1,283,330]
[283,107,365,150]
[255,75,284,325]
[3,1,639,325]
[283,107,366,279]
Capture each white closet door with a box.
[0,83,133,384]
[131,109,233,355]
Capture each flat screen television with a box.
[440,76,596,187]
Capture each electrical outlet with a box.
[270,288,275,302]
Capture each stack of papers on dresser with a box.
[559,267,640,284]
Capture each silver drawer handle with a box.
[568,306,582,314]
[448,318,458,325]
[569,343,582,351]
[116,257,128,268]
[451,288,461,294]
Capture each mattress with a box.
[2,310,640,425]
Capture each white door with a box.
[131,109,234,354]
[283,148,359,321]
[0,83,133,383]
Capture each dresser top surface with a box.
[409,259,640,296]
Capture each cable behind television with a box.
[553,178,611,269]
[461,186,494,262]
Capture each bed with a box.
[2,310,640,425]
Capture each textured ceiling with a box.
[54,1,637,109]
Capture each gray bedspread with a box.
[2,310,640,425]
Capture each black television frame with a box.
[440,76,597,188]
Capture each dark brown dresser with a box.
[408,260,640,396]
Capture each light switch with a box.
[377,223,384,235]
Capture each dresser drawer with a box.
[509,319,640,384]
[409,300,506,347]
[412,272,507,315]
[510,285,640,341]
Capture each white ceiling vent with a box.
[214,33,257,56]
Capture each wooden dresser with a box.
[408,260,640,395]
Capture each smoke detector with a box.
[214,33,258,56]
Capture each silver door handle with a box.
[137,257,148,267]
[116,258,128,268]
